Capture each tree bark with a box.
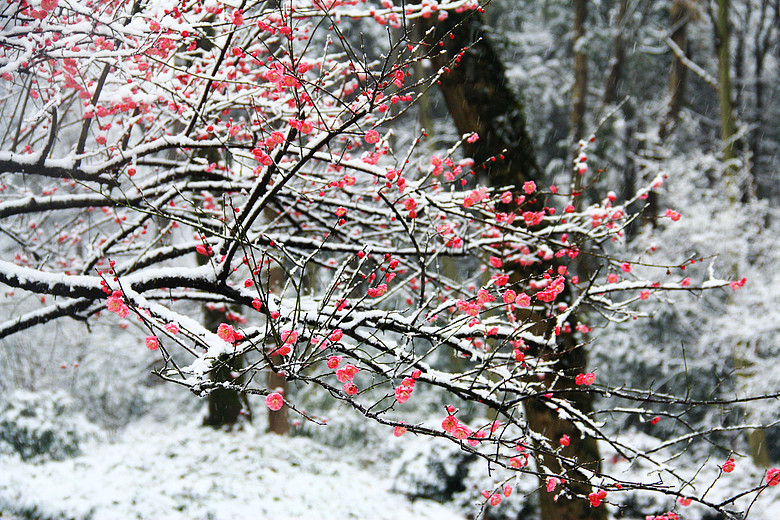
[424,12,540,189]
[571,0,588,144]
[425,11,605,520]
[658,0,691,142]
[202,301,248,428]
[602,0,628,107]
[715,0,738,169]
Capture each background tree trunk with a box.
[658,0,692,142]
[602,0,628,107]
[651,0,696,229]
[748,0,776,199]
[571,0,588,201]
[571,0,588,143]
[266,214,290,435]
[715,0,738,168]
[266,369,289,435]
[425,11,606,520]
[423,12,540,188]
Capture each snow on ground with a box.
[0,419,464,520]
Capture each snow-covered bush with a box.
[392,438,474,503]
[392,435,540,520]
[0,391,98,461]
[293,405,386,450]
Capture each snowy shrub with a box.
[293,405,385,451]
[72,358,154,433]
[0,391,98,461]
[450,452,539,520]
[391,438,474,503]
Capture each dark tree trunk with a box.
[203,360,245,427]
[424,12,540,189]
[602,0,628,107]
[202,302,248,428]
[423,11,605,520]
[658,0,690,142]
[571,0,588,144]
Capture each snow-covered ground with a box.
[3,412,780,520]
[0,419,463,520]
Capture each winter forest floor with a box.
[2,402,780,520]
[0,417,464,520]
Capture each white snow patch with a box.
[0,419,464,520]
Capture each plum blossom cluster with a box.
[333,361,360,396]
[481,484,512,507]
[394,371,421,404]
[218,323,243,344]
[440,409,499,448]
[575,372,596,386]
[106,291,130,319]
